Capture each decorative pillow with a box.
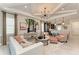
[56,35,64,40]
[15,35,33,48]
[15,35,23,44]
[59,35,64,38]
[15,35,27,43]
[20,36,26,42]
[50,36,58,43]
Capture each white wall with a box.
[70,20,79,35]
[17,15,28,35]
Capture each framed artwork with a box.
[20,22,27,30]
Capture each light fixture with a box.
[24,5,27,8]
[4,7,8,10]
[41,7,49,18]
[62,17,65,25]
[54,19,56,25]
[4,8,7,9]
[62,22,64,25]
[55,24,56,25]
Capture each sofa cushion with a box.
[15,35,33,48]
[56,35,64,40]
[15,35,27,44]
[15,35,23,43]
[49,36,58,43]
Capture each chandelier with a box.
[41,7,49,18]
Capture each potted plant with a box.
[25,19,35,32]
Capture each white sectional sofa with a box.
[8,37,44,55]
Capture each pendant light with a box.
[55,19,56,25]
[62,17,65,25]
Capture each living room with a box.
[0,3,79,55]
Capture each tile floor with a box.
[0,34,79,55]
[44,35,79,55]
[0,45,10,55]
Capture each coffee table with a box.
[37,39,49,46]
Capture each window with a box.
[6,13,15,34]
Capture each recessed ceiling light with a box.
[24,6,27,8]
[4,8,7,9]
